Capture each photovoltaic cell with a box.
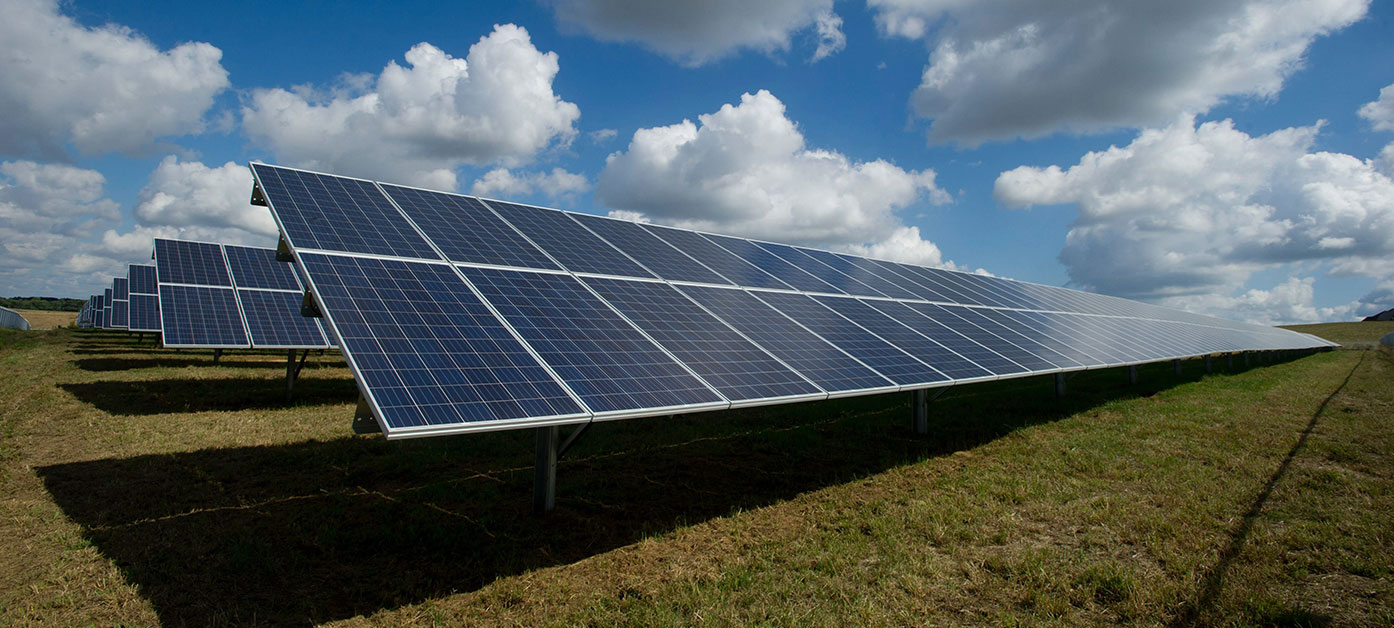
[237,289,329,348]
[110,299,129,328]
[798,248,923,299]
[158,285,249,347]
[908,303,1060,371]
[224,244,303,291]
[485,200,654,279]
[568,213,730,285]
[677,285,894,393]
[582,277,821,402]
[948,307,1085,369]
[128,294,161,332]
[460,266,724,414]
[380,184,560,271]
[752,290,947,386]
[155,239,231,287]
[103,288,112,328]
[113,277,129,300]
[251,163,438,260]
[703,234,841,293]
[641,224,790,289]
[299,253,585,432]
[814,296,993,380]
[128,265,157,295]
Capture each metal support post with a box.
[1172,359,1182,376]
[1243,352,1250,368]
[285,349,310,398]
[213,348,223,363]
[1128,365,1139,385]
[912,389,929,435]
[1054,373,1066,397]
[1227,353,1234,370]
[534,426,559,515]
[1204,355,1213,374]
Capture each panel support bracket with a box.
[534,422,592,515]
[285,349,310,398]
[275,234,294,262]
[300,290,322,318]
[352,395,380,434]
[250,182,267,207]
[910,388,949,435]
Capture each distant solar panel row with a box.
[250,162,1336,439]
[154,238,332,349]
[126,264,161,333]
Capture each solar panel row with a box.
[126,264,161,333]
[250,162,1334,440]
[154,238,332,349]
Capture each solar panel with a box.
[250,163,438,260]
[223,244,303,291]
[703,234,842,293]
[459,266,726,416]
[676,285,896,394]
[380,183,560,271]
[128,294,161,332]
[158,285,249,348]
[641,223,791,289]
[568,213,731,285]
[298,253,587,434]
[113,277,129,301]
[582,277,823,403]
[102,288,112,328]
[129,264,157,295]
[484,199,655,279]
[236,289,329,348]
[155,239,232,287]
[250,161,1336,443]
[751,290,948,387]
[109,277,129,328]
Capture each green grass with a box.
[0,325,1389,626]
[1282,320,1394,348]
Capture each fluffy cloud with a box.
[470,168,590,201]
[994,116,1394,322]
[869,0,1368,144]
[242,24,580,190]
[1159,277,1358,325]
[547,0,843,66]
[597,90,954,265]
[134,157,275,239]
[0,161,123,295]
[0,0,228,159]
[1360,82,1394,174]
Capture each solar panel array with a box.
[154,238,332,349]
[102,288,112,329]
[109,277,129,329]
[251,162,1335,440]
[126,264,161,333]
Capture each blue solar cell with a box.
[461,267,724,414]
[128,265,157,295]
[858,259,956,303]
[110,299,129,328]
[861,299,1028,376]
[703,234,842,293]
[485,200,654,278]
[158,285,249,347]
[155,238,232,287]
[300,253,585,431]
[971,309,1100,367]
[380,184,560,271]
[751,242,892,297]
[1010,311,1138,364]
[113,277,129,300]
[886,263,988,306]
[237,289,329,348]
[814,296,993,380]
[95,305,106,329]
[908,304,1060,371]
[569,213,731,285]
[128,294,161,332]
[640,223,790,289]
[102,289,112,328]
[798,249,924,299]
[752,291,946,387]
[252,163,439,260]
[676,285,893,394]
[582,277,822,402]
[224,244,304,291]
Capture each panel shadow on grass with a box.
[60,376,358,415]
[37,365,1210,627]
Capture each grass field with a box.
[0,324,1389,626]
[1283,321,1394,349]
[7,309,75,330]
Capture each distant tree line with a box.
[1,297,85,312]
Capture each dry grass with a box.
[0,325,1389,627]
[8,309,76,330]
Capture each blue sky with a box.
[2,0,1392,324]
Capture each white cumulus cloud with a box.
[597,90,954,265]
[546,0,843,66]
[134,156,276,240]
[869,0,1368,144]
[242,24,580,190]
[994,116,1394,322]
[0,0,229,159]
[470,168,590,201]
[0,161,124,295]
[1159,276,1358,325]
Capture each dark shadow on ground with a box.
[36,355,1297,627]
[73,356,347,372]
[60,376,358,415]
